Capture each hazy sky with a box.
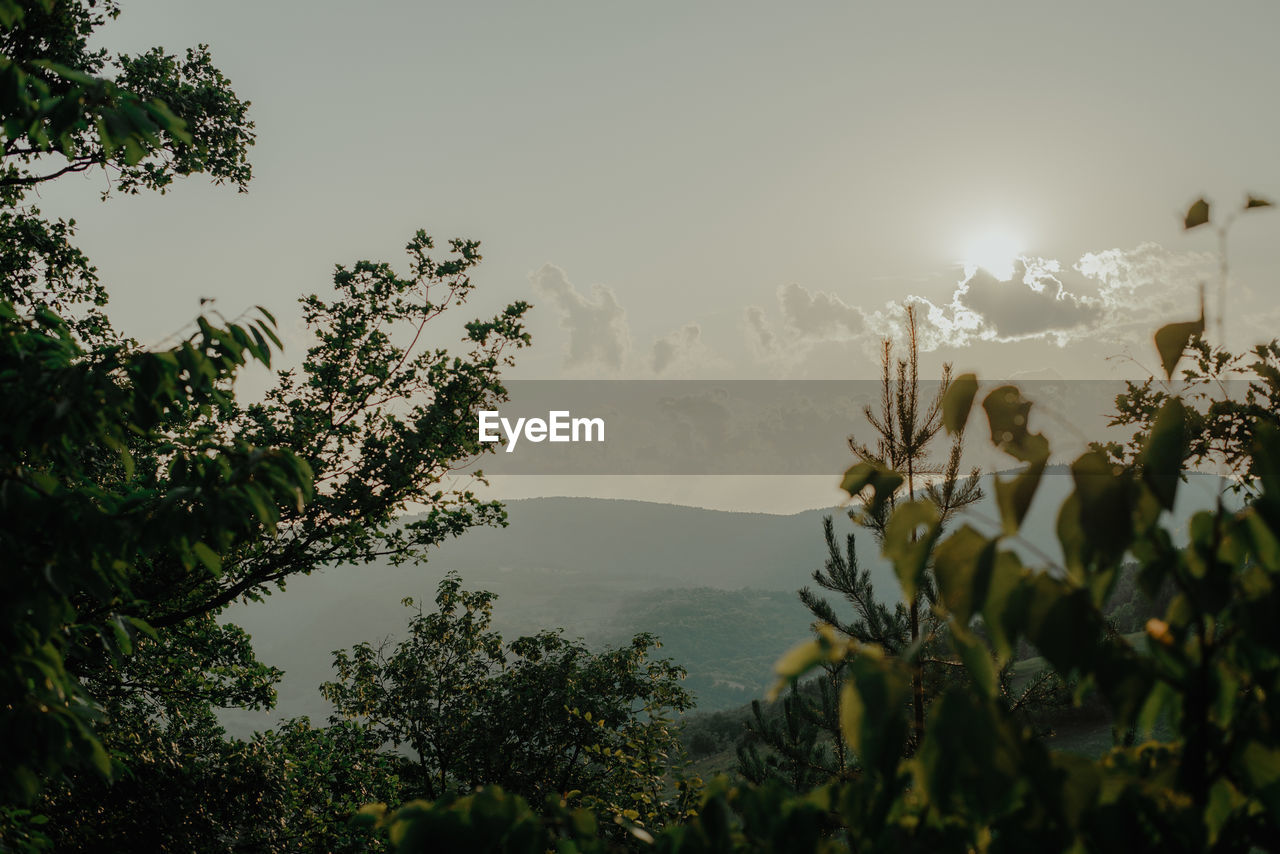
[34,1,1280,510]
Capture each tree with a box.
[141,231,531,634]
[1,0,530,834]
[736,683,845,791]
[1,0,255,346]
[322,576,505,802]
[323,575,698,832]
[830,304,982,747]
[0,2,312,815]
[743,305,982,785]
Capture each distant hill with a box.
[219,473,1227,735]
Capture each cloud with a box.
[738,284,868,374]
[1076,242,1210,319]
[743,305,776,355]
[951,258,1101,341]
[865,244,1213,352]
[652,322,703,374]
[531,264,630,371]
[778,282,865,339]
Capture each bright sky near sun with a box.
[30,1,1280,510]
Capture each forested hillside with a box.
[220,476,1223,733]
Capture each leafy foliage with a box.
[1,2,532,843]
[324,575,699,833]
[0,296,311,804]
[0,0,252,200]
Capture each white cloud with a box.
[534,244,1214,380]
[862,243,1213,352]
[951,259,1100,342]
[531,264,631,371]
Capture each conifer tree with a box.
[803,304,981,750]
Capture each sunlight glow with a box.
[962,230,1024,281]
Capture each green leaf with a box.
[951,625,997,699]
[981,551,1030,661]
[1154,313,1205,380]
[838,679,865,755]
[934,526,997,624]
[883,500,939,601]
[1184,197,1210,229]
[1139,397,1186,510]
[839,657,909,774]
[839,461,902,517]
[191,542,223,577]
[88,738,112,778]
[993,459,1046,535]
[1240,741,1280,815]
[772,640,826,694]
[1070,451,1136,561]
[1206,780,1245,846]
[982,386,1049,464]
[942,373,978,435]
[0,0,26,28]
[1245,194,1274,210]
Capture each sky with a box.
[34,0,1280,512]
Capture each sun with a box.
[962,230,1024,281]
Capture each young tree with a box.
[833,305,982,747]
[742,307,981,784]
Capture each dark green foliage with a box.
[357,779,844,854]
[0,0,251,201]
[33,712,401,852]
[1,3,530,844]
[799,517,907,651]
[35,705,286,852]
[324,574,698,831]
[201,231,531,627]
[736,680,845,790]
[1099,336,1280,493]
[0,297,311,804]
[249,718,403,853]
